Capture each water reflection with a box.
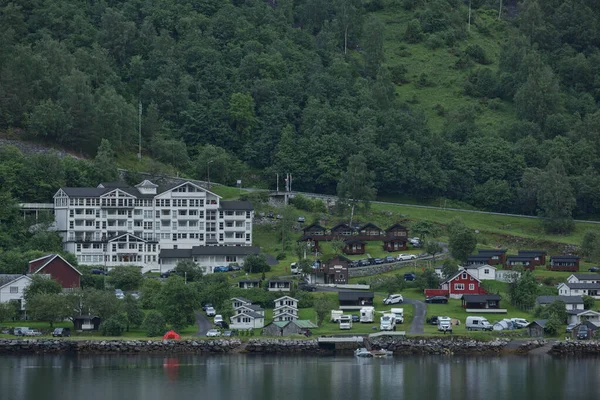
[2,354,600,400]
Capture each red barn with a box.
[439,270,486,299]
[28,254,82,289]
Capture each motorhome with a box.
[339,315,353,330]
[360,307,375,323]
[380,313,397,331]
[466,316,493,331]
[391,308,404,324]
[290,262,300,274]
[331,310,344,323]
[437,316,452,333]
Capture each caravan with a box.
[437,316,452,333]
[331,310,344,323]
[360,307,375,323]
[339,315,353,330]
[391,308,404,324]
[380,313,397,331]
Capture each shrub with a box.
[389,64,409,84]
[404,19,424,43]
[464,68,498,98]
[276,252,287,260]
[425,34,444,50]
[465,44,489,64]
[101,315,126,336]
[143,311,166,337]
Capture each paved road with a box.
[405,298,426,334]
[194,311,212,336]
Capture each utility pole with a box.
[468,0,472,31]
[276,173,279,192]
[498,0,502,20]
[138,101,142,161]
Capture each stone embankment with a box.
[244,339,331,354]
[549,341,600,355]
[0,339,241,354]
[370,337,511,355]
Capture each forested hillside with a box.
[1,0,600,227]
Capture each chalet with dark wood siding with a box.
[343,239,366,255]
[319,256,349,284]
[28,254,82,289]
[476,249,507,265]
[386,224,408,238]
[359,223,383,237]
[302,223,326,236]
[461,294,502,309]
[548,255,580,272]
[297,235,320,252]
[383,223,408,252]
[505,256,536,271]
[330,223,355,237]
[517,250,547,266]
[465,255,492,266]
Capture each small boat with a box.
[370,349,393,358]
[355,348,374,358]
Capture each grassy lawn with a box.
[211,185,248,200]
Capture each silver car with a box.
[206,329,221,337]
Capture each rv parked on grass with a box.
[360,307,375,323]
[380,313,397,331]
[339,315,353,330]
[331,310,343,323]
[391,308,404,324]
[437,316,452,333]
[466,316,493,331]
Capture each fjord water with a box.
[1,354,598,400]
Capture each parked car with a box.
[510,318,530,329]
[404,273,416,281]
[425,296,448,304]
[13,327,30,336]
[52,328,71,337]
[229,265,242,271]
[130,292,140,300]
[160,271,171,278]
[91,268,108,275]
[222,330,238,337]
[266,212,274,219]
[349,260,360,268]
[205,307,216,316]
[298,216,305,223]
[427,316,439,325]
[213,266,229,272]
[383,294,404,305]
[276,214,283,219]
[202,303,213,312]
[589,267,600,272]
[359,259,370,267]
[566,323,577,333]
[214,315,224,325]
[384,256,395,263]
[206,329,221,337]
[25,329,42,337]
[374,258,384,265]
[115,289,125,300]
[351,315,360,323]
[577,326,589,340]
[397,254,417,261]
[299,283,317,292]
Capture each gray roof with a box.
[536,296,584,305]
[528,319,547,328]
[0,274,25,287]
[264,254,279,266]
[563,283,600,290]
[232,297,252,304]
[572,274,600,281]
[462,294,502,302]
[159,249,193,259]
[551,255,579,261]
[219,201,254,211]
[462,264,493,269]
[242,304,264,312]
[191,246,260,256]
[235,311,264,319]
[338,291,374,301]
[59,181,186,199]
[60,187,107,197]
[477,249,506,254]
[518,250,546,256]
[238,279,260,283]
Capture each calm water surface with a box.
[1,354,599,400]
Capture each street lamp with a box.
[207,160,214,190]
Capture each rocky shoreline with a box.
[0,337,557,356]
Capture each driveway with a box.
[195,311,213,336]
[404,298,426,334]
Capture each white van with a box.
[331,310,343,323]
[391,308,404,324]
[339,315,353,330]
[360,307,375,323]
[380,313,397,331]
[466,316,493,331]
[290,262,300,274]
[437,316,452,333]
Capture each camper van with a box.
[391,308,404,324]
[339,315,353,330]
[331,310,344,323]
[437,316,452,333]
[380,313,397,331]
[290,262,300,274]
[360,306,375,323]
[466,316,493,331]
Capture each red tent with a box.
[163,330,181,340]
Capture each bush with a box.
[239,191,269,204]
[243,254,271,274]
[464,68,498,98]
[101,315,126,336]
[425,34,444,50]
[404,19,424,43]
[465,44,489,64]
[143,311,166,337]
[389,64,409,84]
[276,252,287,260]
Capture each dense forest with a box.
[1,0,600,227]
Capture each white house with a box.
[230,310,265,330]
[535,296,584,311]
[238,279,261,289]
[568,309,600,326]
[231,297,253,310]
[567,274,600,284]
[461,264,496,281]
[0,275,32,311]
[557,282,600,299]
[273,296,299,322]
[268,280,292,292]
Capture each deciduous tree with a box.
[337,153,376,226]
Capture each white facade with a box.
[53,180,254,273]
[567,274,600,284]
[230,312,265,329]
[558,283,600,299]
[461,265,496,281]
[273,296,299,322]
[0,276,32,310]
[568,310,600,326]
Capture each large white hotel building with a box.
[53,180,257,273]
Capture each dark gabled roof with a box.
[462,294,502,302]
[0,274,26,288]
[551,255,580,261]
[191,246,260,256]
[231,297,252,304]
[562,282,600,290]
[269,279,291,284]
[385,223,408,232]
[238,279,261,283]
[302,223,326,232]
[297,235,315,241]
[477,249,507,255]
[219,201,254,211]
[383,237,407,242]
[575,320,600,330]
[338,291,374,301]
[241,304,264,312]
[158,248,193,259]
[233,311,264,319]
[73,315,101,320]
[264,254,279,266]
[518,250,547,256]
[325,255,351,263]
[467,255,491,260]
[60,187,107,197]
[571,274,600,281]
[536,295,584,305]
[98,181,129,188]
[359,223,382,231]
[527,320,547,328]
[331,223,353,231]
[344,238,366,245]
[506,256,535,262]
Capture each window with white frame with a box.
[454,283,465,290]
[469,284,475,290]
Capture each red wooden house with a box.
[383,224,408,252]
[343,239,366,255]
[331,223,355,238]
[28,254,82,289]
[505,256,536,271]
[548,256,580,272]
[517,250,547,266]
[475,249,507,266]
[359,223,384,238]
[437,270,487,299]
